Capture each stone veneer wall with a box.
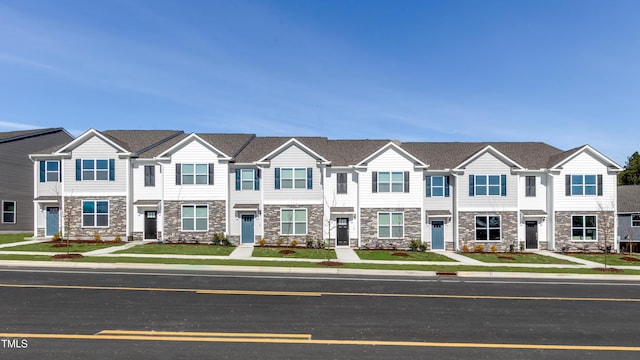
[64,196,126,239]
[163,200,227,243]
[263,204,323,244]
[132,231,163,241]
[459,211,518,251]
[360,208,421,249]
[554,211,615,252]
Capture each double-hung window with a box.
[281,168,307,189]
[426,175,449,197]
[469,175,506,196]
[372,171,409,193]
[182,205,208,231]
[572,215,597,240]
[475,216,501,241]
[79,159,113,181]
[525,176,536,197]
[39,161,60,182]
[182,164,209,185]
[144,165,155,187]
[378,212,403,238]
[337,173,348,194]
[234,169,260,191]
[281,208,307,235]
[2,201,16,224]
[570,175,597,196]
[82,200,109,227]
[632,214,640,227]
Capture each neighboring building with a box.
[30,129,623,252]
[617,185,640,252]
[0,128,73,233]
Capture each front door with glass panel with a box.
[144,211,157,240]
[336,218,349,246]
[46,207,59,236]
[431,221,444,250]
[241,215,255,244]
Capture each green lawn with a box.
[116,243,235,256]
[356,250,456,262]
[3,241,123,253]
[252,247,337,259]
[0,233,33,244]
[568,253,640,266]
[0,254,638,275]
[461,252,577,264]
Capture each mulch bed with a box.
[51,243,70,248]
[318,261,343,267]
[52,253,84,259]
[620,256,640,262]
[48,240,123,244]
[278,250,296,255]
[391,252,409,257]
[592,267,624,273]
[497,255,516,260]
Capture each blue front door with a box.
[241,215,255,244]
[46,207,59,236]
[431,221,444,250]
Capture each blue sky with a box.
[1,0,638,166]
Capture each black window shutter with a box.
[404,171,410,193]
[255,169,260,190]
[425,176,431,197]
[76,159,81,181]
[597,174,603,196]
[109,159,115,181]
[39,161,45,182]
[208,163,214,185]
[274,168,280,189]
[445,176,450,197]
[176,164,181,185]
[235,169,241,191]
[372,172,377,193]
[565,175,571,196]
[501,174,507,196]
[307,168,313,189]
[469,175,474,196]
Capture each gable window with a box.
[426,176,450,197]
[632,214,640,227]
[475,216,501,241]
[281,208,307,235]
[378,212,403,238]
[469,175,506,196]
[567,175,600,196]
[40,161,60,182]
[525,176,536,197]
[337,173,348,194]
[82,200,109,227]
[572,215,597,241]
[144,165,155,187]
[176,163,214,185]
[372,171,409,193]
[235,169,260,191]
[275,168,312,189]
[2,201,16,224]
[182,205,208,231]
[77,159,114,181]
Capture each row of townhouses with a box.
[29,128,623,252]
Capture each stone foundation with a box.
[554,211,615,252]
[63,196,126,239]
[459,211,518,251]
[360,208,421,249]
[263,204,323,245]
[162,200,227,243]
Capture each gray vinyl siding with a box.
[1,130,72,232]
[618,214,640,241]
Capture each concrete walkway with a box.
[536,250,604,267]
[228,245,254,259]
[83,241,144,256]
[335,247,360,262]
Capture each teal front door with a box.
[431,221,444,250]
[46,207,59,236]
[241,215,255,244]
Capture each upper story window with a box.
[469,175,506,196]
[566,175,601,196]
[525,176,536,197]
[235,169,260,191]
[39,161,60,182]
[426,175,450,197]
[632,214,640,227]
[337,173,348,194]
[475,215,501,241]
[372,171,409,193]
[274,168,312,190]
[76,159,114,181]
[144,165,155,187]
[176,163,214,185]
[2,201,16,224]
[82,200,109,227]
[572,215,597,241]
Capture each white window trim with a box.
[144,165,155,187]
[181,163,209,185]
[377,211,404,239]
[241,169,255,191]
[81,159,110,181]
[181,204,209,232]
[1,200,16,224]
[474,215,502,242]
[336,172,348,194]
[570,174,598,196]
[280,208,307,236]
[45,160,60,182]
[81,200,109,228]
[280,168,307,189]
[378,171,404,193]
[474,175,503,196]
[632,214,640,227]
[430,175,446,197]
[571,214,598,242]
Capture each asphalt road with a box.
[0,266,639,359]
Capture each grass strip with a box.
[461,253,577,264]
[3,242,124,253]
[0,233,34,244]
[356,250,455,262]
[568,253,640,266]
[116,244,235,256]
[252,247,337,259]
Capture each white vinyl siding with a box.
[458,152,517,211]
[63,136,126,195]
[263,144,322,204]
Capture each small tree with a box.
[618,151,640,185]
[597,199,616,269]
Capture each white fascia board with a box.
[454,145,524,170]
[258,138,329,163]
[356,141,427,167]
[55,128,128,154]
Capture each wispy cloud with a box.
[0,120,41,130]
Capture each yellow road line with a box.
[1,283,639,302]
[97,330,312,339]
[0,332,638,352]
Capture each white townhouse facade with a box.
[30,129,622,252]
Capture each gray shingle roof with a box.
[0,128,65,143]
[102,130,184,154]
[195,133,255,158]
[233,136,328,163]
[324,140,394,166]
[618,185,640,213]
